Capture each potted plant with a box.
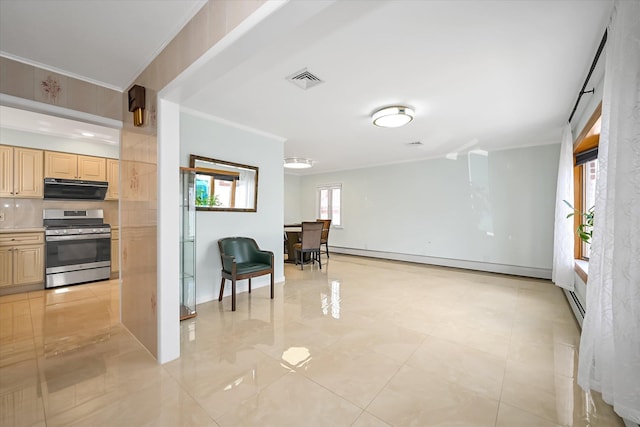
[564,200,594,245]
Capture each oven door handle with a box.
[46,233,111,242]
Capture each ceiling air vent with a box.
[406,141,423,146]
[286,68,324,90]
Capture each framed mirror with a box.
[189,154,258,212]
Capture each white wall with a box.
[284,173,302,224]
[0,128,119,158]
[294,143,560,277]
[180,112,284,304]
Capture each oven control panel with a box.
[45,226,111,236]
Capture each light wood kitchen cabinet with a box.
[45,151,106,181]
[0,145,10,196]
[111,226,119,276]
[44,151,76,179]
[106,158,119,200]
[0,145,44,198]
[0,248,11,287]
[0,232,44,289]
[78,155,106,180]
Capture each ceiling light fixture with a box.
[284,157,313,169]
[372,106,414,128]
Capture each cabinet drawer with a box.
[0,233,44,246]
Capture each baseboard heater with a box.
[569,290,585,318]
[564,289,585,328]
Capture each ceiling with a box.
[0,0,207,90]
[0,0,612,175]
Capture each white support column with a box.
[157,97,181,364]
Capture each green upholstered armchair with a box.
[218,237,274,311]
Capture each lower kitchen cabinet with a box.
[0,232,44,292]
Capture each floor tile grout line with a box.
[293,369,368,414]
[350,410,391,427]
[357,332,428,422]
[159,362,219,425]
[27,292,49,425]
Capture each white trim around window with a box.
[317,183,342,227]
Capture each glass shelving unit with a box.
[180,167,197,320]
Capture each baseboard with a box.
[329,246,552,279]
[0,282,44,296]
[196,275,285,305]
[196,293,216,305]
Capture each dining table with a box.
[284,223,302,263]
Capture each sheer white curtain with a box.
[577,0,640,422]
[236,169,255,209]
[552,124,575,291]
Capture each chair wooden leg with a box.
[232,279,236,311]
[317,250,322,269]
[248,278,252,294]
[270,273,274,299]
[218,278,225,301]
[325,242,330,258]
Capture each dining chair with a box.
[316,218,332,258]
[293,221,323,270]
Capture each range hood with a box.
[44,178,108,200]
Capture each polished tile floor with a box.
[0,255,624,426]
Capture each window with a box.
[317,184,342,226]
[573,105,600,260]
[582,158,598,258]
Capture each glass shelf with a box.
[180,168,197,320]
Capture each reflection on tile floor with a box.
[0,256,625,426]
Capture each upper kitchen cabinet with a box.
[45,151,106,181]
[0,145,10,195]
[105,158,119,200]
[78,155,106,181]
[0,145,44,198]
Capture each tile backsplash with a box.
[0,198,118,229]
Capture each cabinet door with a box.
[14,147,44,198]
[78,155,106,181]
[106,158,119,200]
[0,145,13,197]
[0,248,12,288]
[13,245,44,285]
[45,151,78,179]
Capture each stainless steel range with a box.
[43,209,111,288]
